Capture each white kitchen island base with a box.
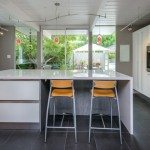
[0,69,133,134]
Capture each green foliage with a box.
[43,34,88,69]
[16,31,37,64]
[16,63,37,69]
[16,30,115,69]
[92,33,116,47]
[43,37,65,67]
[108,52,116,60]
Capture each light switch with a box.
[7,55,11,59]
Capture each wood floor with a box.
[0,94,150,150]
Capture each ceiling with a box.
[0,0,150,31]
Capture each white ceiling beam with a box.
[0,1,39,31]
[89,15,99,31]
[89,0,106,31]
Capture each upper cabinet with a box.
[133,25,150,98]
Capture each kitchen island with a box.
[0,69,133,134]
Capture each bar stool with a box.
[45,80,77,142]
[89,80,122,144]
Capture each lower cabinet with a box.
[0,103,39,122]
[0,80,40,124]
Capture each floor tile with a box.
[94,132,129,150]
[65,132,97,150]
[0,130,39,150]
[0,130,13,145]
[32,131,67,150]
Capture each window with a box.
[92,26,116,71]
[42,29,88,70]
[15,29,37,69]
[66,30,88,69]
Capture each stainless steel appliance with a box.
[147,46,150,72]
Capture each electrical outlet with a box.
[7,55,11,59]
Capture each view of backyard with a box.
[15,27,116,70]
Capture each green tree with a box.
[16,31,37,64]
[43,34,88,69]
[92,33,116,47]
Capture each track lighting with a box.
[128,25,133,31]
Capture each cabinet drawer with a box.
[0,103,39,122]
[0,81,40,100]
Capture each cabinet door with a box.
[133,31,140,91]
[141,26,150,97]
[133,32,137,90]
[133,25,150,98]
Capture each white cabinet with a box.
[133,25,150,98]
[0,81,40,123]
[0,103,39,122]
[0,81,40,100]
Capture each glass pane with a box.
[16,29,37,69]
[66,30,88,70]
[43,30,65,69]
[92,26,116,71]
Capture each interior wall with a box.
[0,26,15,70]
[116,25,142,76]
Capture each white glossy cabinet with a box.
[133,25,150,98]
[0,81,40,123]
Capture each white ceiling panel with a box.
[0,0,149,30]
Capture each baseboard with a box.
[0,122,40,129]
[134,90,150,104]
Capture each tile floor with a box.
[0,94,150,150]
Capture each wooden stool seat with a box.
[51,89,73,97]
[93,89,115,98]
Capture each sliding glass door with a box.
[92,26,116,71]
[43,30,66,69]
[66,30,88,69]
[42,29,88,70]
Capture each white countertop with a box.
[0,69,132,80]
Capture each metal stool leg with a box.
[115,88,122,144]
[110,99,113,128]
[73,97,77,143]
[45,96,51,142]
[89,96,93,143]
[53,99,56,126]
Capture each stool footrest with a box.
[91,127,120,130]
[47,126,75,129]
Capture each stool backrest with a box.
[93,80,116,89]
[51,80,73,88]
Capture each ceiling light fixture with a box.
[0,32,4,35]
[0,26,9,32]
[128,25,133,32]
[97,15,102,45]
[120,7,150,32]
[53,2,60,44]
[7,1,106,24]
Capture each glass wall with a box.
[15,29,37,69]
[43,30,66,69]
[66,30,88,69]
[42,29,88,70]
[92,26,116,71]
